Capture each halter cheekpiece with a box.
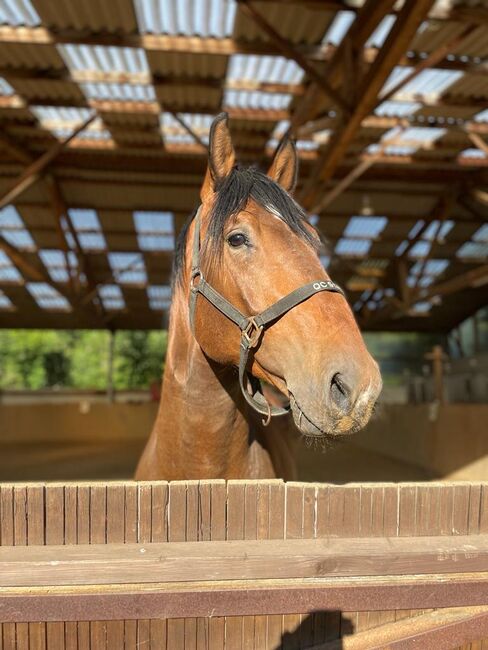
[188,206,345,425]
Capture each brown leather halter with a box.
[188,207,345,425]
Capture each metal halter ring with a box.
[242,317,264,348]
[190,269,203,292]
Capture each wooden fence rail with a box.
[0,479,487,649]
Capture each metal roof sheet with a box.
[32,0,138,32]
[0,0,40,26]
[134,0,237,37]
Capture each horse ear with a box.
[201,112,235,201]
[267,137,298,194]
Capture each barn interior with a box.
[0,0,487,483]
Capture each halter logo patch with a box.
[313,281,331,291]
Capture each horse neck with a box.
[140,287,257,480]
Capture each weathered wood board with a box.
[0,480,487,649]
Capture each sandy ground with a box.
[0,438,432,482]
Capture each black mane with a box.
[173,165,316,284]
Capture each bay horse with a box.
[135,113,382,480]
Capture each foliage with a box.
[0,330,167,390]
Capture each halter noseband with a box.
[188,207,345,425]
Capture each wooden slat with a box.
[208,481,226,650]
[167,482,187,649]
[45,486,63,650]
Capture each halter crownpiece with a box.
[188,207,346,425]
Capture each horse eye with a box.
[227,233,247,248]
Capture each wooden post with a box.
[107,331,116,403]
[425,345,446,403]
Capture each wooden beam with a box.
[290,0,397,132]
[0,113,96,210]
[0,535,487,587]
[168,112,207,151]
[301,0,435,208]
[0,130,33,165]
[238,0,350,114]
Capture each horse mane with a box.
[173,164,317,286]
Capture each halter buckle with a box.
[242,317,264,349]
[190,269,203,292]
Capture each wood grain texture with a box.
[0,480,486,650]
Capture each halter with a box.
[188,207,345,425]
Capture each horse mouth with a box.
[289,393,362,441]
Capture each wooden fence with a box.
[0,480,487,649]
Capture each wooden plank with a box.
[225,481,246,650]
[89,485,107,650]
[14,486,29,650]
[106,484,126,650]
[0,485,15,650]
[124,483,138,650]
[76,486,91,650]
[195,481,211,650]
[64,486,78,650]
[283,483,304,648]
[242,482,257,650]
[136,483,152,649]
[184,481,199,650]
[267,480,285,649]
[0,573,487,623]
[208,481,226,650]
[167,482,187,650]
[149,482,168,650]
[45,486,64,650]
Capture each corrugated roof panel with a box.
[344,216,388,239]
[6,78,86,103]
[26,282,71,311]
[335,239,371,257]
[365,15,396,48]
[161,112,212,144]
[423,220,454,241]
[375,101,422,117]
[147,284,171,310]
[456,241,488,259]
[33,0,138,32]
[321,10,355,45]
[81,82,156,102]
[460,148,487,159]
[99,284,126,310]
[411,301,431,314]
[0,250,22,283]
[447,73,488,100]
[156,84,220,110]
[409,20,464,54]
[0,43,66,69]
[473,224,488,242]
[224,89,292,110]
[0,289,14,310]
[475,108,488,122]
[135,0,237,36]
[109,252,147,285]
[227,55,303,85]
[410,259,449,277]
[0,0,40,26]
[69,208,107,251]
[408,241,431,258]
[381,66,414,96]
[0,78,15,96]
[0,206,35,250]
[146,51,228,78]
[234,2,334,45]
[134,210,174,251]
[58,45,149,74]
[392,69,464,101]
[38,249,75,283]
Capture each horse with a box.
[135,113,382,481]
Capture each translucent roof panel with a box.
[108,253,147,285]
[0,250,22,283]
[30,106,110,141]
[390,69,464,101]
[272,120,290,138]
[457,242,488,259]
[408,241,431,259]
[365,15,396,48]
[423,220,454,241]
[344,216,388,239]
[0,78,15,96]
[321,10,355,46]
[134,0,237,37]
[473,224,488,242]
[0,206,35,251]
[335,239,371,257]
[460,148,487,160]
[224,89,292,111]
[410,259,449,277]
[38,250,76,283]
[147,284,172,310]
[69,209,107,251]
[381,66,414,96]
[227,55,304,85]
[375,101,422,117]
[81,83,156,102]
[0,0,40,26]
[99,284,126,311]
[411,301,431,314]
[161,113,212,145]
[26,283,71,311]
[0,289,14,310]
[474,108,488,123]
[134,211,175,251]
[58,45,149,74]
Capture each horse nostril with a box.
[329,373,351,412]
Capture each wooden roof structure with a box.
[0,0,487,332]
